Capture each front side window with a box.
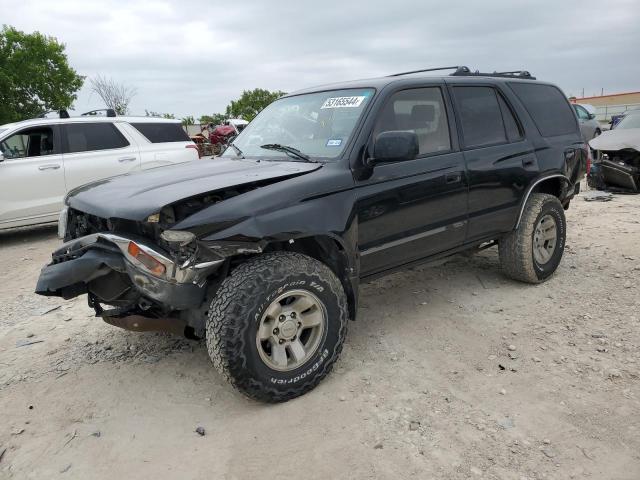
[573,105,590,120]
[0,127,56,159]
[222,88,374,161]
[374,87,451,156]
[63,123,129,153]
[453,86,507,148]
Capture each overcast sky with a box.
[3,0,639,119]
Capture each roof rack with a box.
[388,66,471,77]
[38,109,70,119]
[388,66,536,80]
[81,108,117,117]
[451,69,536,80]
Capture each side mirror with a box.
[588,113,596,120]
[369,131,419,165]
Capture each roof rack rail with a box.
[451,69,536,80]
[81,108,117,117]
[388,66,471,77]
[38,109,70,119]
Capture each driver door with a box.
[0,124,66,227]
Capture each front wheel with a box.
[499,193,566,283]
[206,252,349,402]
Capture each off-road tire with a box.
[499,193,566,284]
[206,252,349,402]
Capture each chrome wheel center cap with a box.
[279,319,298,339]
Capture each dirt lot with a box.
[1,188,639,480]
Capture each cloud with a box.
[3,0,639,119]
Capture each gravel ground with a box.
[0,188,639,479]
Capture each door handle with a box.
[118,156,137,163]
[445,173,461,184]
[38,164,61,170]
[522,158,536,168]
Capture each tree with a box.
[225,88,286,122]
[199,113,226,126]
[0,25,84,124]
[90,74,137,115]
[181,115,195,127]
[145,110,175,119]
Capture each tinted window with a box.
[453,87,506,148]
[573,104,590,120]
[0,127,56,159]
[497,94,523,142]
[64,123,129,153]
[374,87,451,155]
[509,83,577,137]
[130,123,190,143]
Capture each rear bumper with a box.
[35,232,222,310]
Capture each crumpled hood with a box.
[590,128,640,152]
[67,158,321,220]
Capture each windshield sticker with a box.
[321,96,366,109]
[326,139,342,147]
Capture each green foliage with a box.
[0,25,84,124]
[225,88,286,122]
[181,115,195,126]
[199,113,226,126]
[145,110,175,119]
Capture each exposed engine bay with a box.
[588,149,640,193]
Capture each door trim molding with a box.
[361,222,466,256]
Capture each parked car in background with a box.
[0,111,199,231]
[572,103,601,140]
[588,110,640,193]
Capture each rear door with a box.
[0,124,66,226]
[449,84,539,242]
[356,85,468,276]
[127,121,198,167]
[61,122,141,191]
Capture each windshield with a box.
[222,88,375,161]
[616,112,640,130]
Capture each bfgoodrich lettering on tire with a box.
[499,193,566,284]
[206,252,349,402]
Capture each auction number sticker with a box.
[321,96,366,109]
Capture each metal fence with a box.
[593,103,640,123]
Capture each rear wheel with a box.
[499,193,566,283]
[206,252,348,402]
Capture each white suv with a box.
[0,112,199,230]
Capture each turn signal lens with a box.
[127,241,166,277]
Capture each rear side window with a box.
[453,86,506,148]
[509,83,578,137]
[130,123,190,143]
[64,123,129,153]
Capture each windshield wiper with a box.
[260,144,315,162]
[228,142,244,158]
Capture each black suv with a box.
[36,66,588,402]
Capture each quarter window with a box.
[0,127,56,159]
[374,87,451,156]
[509,83,578,137]
[63,123,129,153]
[130,123,191,143]
[453,86,507,148]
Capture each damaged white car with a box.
[588,110,640,193]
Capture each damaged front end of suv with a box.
[35,158,321,339]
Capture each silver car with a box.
[572,104,601,140]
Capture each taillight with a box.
[127,241,166,277]
[186,143,201,159]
